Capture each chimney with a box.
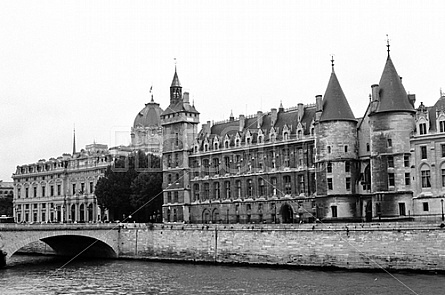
[239,115,245,131]
[297,103,304,122]
[408,94,416,108]
[183,92,189,104]
[206,121,211,134]
[315,95,323,112]
[229,110,234,122]
[371,84,380,102]
[270,108,278,126]
[257,111,263,128]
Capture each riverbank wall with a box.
[22,222,445,271]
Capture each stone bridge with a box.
[0,224,121,267]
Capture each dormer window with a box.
[204,143,209,152]
[224,140,229,148]
[419,122,427,135]
[235,139,240,147]
[297,130,302,139]
[283,132,289,141]
[246,137,251,145]
[194,145,198,153]
[214,142,219,150]
[440,120,445,133]
[258,135,263,144]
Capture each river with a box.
[0,255,443,294]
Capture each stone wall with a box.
[118,223,445,271]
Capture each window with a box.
[33,187,37,197]
[405,173,411,186]
[224,141,229,148]
[203,159,210,176]
[423,202,429,212]
[421,146,427,159]
[298,149,304,167]
[224,157,230,173]
[174,192,178,203]
[404,155,410,167]
[346,177,351,191]
[168,174,172,184]
[327,178,333,190]
[225,181,231,199]
[193,184,200,201]
[327,162,332,173]
[419,123,427,135]
[298,175,305,193]
[344,145,348,153]
[80,183,85,193]
[440,121,445,133]
[25,187,29,198]
[90,182,94,193]
[175,133,179,146]
[442,144,445,157]
[214,182,220,199]
[283,132,289,140]
[42,186,46,197]
[247,179,253,197]
[72,184,76,194]
[387,156,394,168]
[327,146,331,154]
[345,161,350,173]
[388,173,395,186]
[387,138,392,147]
[213,158,220,174]
[214,142,219,150]
[204,183,210,199]
[284,148,290,167]
[236,180,241,198]
[421,170,431,188]
[284,176,292,195]
[258,178,265,196]
[271,177,277,195]
[366,143,370,152]
[167,192,172,203]
[258,135,263,144]
[50,185,54,197]
[331,206,337,218]
[442,169,445,187]
[167,155,172,168]
[176,173,180,184]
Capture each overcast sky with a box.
[1,0,445,181]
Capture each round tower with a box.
[315,60,358,221]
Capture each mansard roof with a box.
[320,71,356,122]
[375,56,414,114]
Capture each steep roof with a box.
[171,68,181,87]
[375,56,414,113]
[320,71,356,122]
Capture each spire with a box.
[171,59,181,87]
[320,61,356,122]
[72,127,76,155]
[375,52,414,114]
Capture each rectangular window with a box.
[247,179,253,197]
[193,184,200,201]
[345,161,350,173]
[214,182,220,199]
[284,176,292,195]
[346,177,351,191]
[258,178,265,196]
[271,177,277,195]
[388,173,395,186]
[404,155,410,167]
[442,169,445,187]
[167,192,172,203]
[50,186,54,197]
[421,170,431,188]
[387,156,394,168]
[80,183,85,193]
[225,181,231,199]
[405,173,411,186]
[327,178,333,190]
[90,182,94,193]
[387,138,392,147]
[204,183,210,199]
[298,175,305,193]
[421,146,427,159]
[174,192,178,203]
[41,186,45,197]
[57,184,61,196]
[423,202,429,212]
[33,187,37,197]
[72,184,76,195]
[236,181,241,198]
[442,144,445,157]
[25,188,29,198]
[327,162,332,173]
[331,206,337,218]
[440,121,445,133]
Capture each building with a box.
[161,45,445,224]
[0,180,13,198]
[12,143,112,223]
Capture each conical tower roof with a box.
[375,56,414,113]
[320,70,356,122]
[171,67,181,87]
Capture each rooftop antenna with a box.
[386,34,390,57]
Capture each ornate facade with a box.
[12,143,111,223]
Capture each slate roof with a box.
[133,99,164,128]
[375,56,414,113]
[320,71,356,122]
[171,68,181,87]
[161,101,199,116]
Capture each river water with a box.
[0,255,443,295]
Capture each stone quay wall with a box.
[18,222,445,271]
[118,222,445,271]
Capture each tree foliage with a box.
[95,151,162,222]
[0,193,13,216]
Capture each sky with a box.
[1,0,445,181]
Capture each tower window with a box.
[344,145,348,153]
[388,173,395,186]
[404,155,410,167]
[421,146,427,159]
[327,178,333,190]
[346,177,351,191]
[387,138,392,147]
[405,173,411,186]
[327,146,331,154]
[387,156,394,168]
[366,143,370,152]
[327,162,332,173]
[345,161,350,173]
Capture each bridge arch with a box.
[1,228,119,266]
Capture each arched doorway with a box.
[212,209,219,223]
[71,204,76,222]
[79,204,85,222]
[281,203,294,223]
[202,209,210,223]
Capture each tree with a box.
[0,193,13,216]
[130,172,162,222]
[95,151,162,222]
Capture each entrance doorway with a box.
[281,204,294,223]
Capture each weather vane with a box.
[386,34,390,56]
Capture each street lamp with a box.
[441,199,444,222]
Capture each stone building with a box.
[161,45,438,224]
[12,143,112,223]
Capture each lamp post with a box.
[441,199,444,222]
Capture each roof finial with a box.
[174,57,177,72]
[386,34,390,57]
[331,55,335,72]
[150,85,154,102]
[72,125,76,155]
